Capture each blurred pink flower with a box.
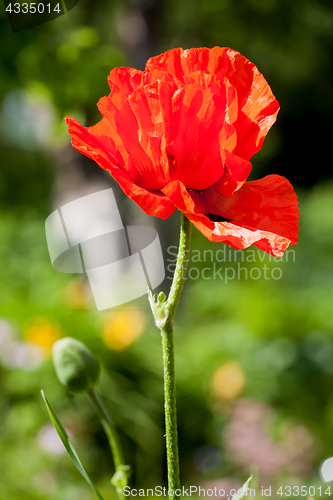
[224,399,316,481]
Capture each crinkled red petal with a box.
[146,47,280,160]
[214,150,252,197]
[162,175,298,256]
[202,174,299,244]
[107,67,179,109]
[93,80,228,192]
[65,116,175,219]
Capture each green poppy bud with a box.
[52,337,100,393]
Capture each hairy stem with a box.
[149,213,192,499]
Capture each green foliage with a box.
[41,391,105,500]
[0,184,333,497]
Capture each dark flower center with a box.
[205,213,233,223]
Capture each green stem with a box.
[149,213,192,500]
[160,322,180,498]
[166,214,192,323]
[88,388,127,499]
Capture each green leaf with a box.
[41,390,105,500]
[231,476,254,500]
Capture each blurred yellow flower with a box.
[62,278,91,309]
[102,309,146,351]
[24,317,61,356]
[212,361,245,400]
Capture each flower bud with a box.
[52,337,100,393]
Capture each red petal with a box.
[107,67,178,108]
[97,93,161,191]
[159,82,226,189]
[65,116,175,219]
[202,175,299,244]
[108,67,145,97]
[145,47,214,79]
[97,80,227,191]
[213,150,252,197]
[183,72,239,155]
[146,47,280,160]
[162,175,298,256]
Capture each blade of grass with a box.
[41,390,105,500]
[232,475,254,500]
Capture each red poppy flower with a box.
[66,47,298,256]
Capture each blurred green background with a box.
[1,0,333,498]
